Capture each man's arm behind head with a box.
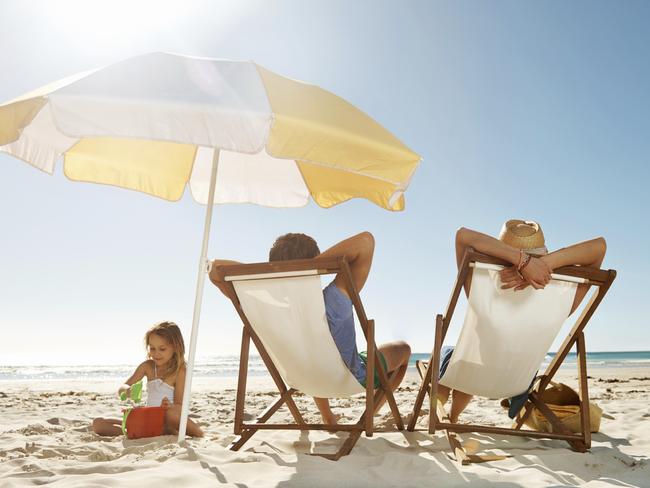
[209,259,243,302]
[318,232,375,297]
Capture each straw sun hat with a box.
[498,219,548,255]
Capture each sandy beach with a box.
[1,367,648,487]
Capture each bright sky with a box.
[1,0,648,365]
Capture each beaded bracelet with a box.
[518,252,532,272]
[514,250,525,279]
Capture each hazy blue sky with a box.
[1,0,648,365]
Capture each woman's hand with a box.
[499,266,529,290]
[500,256,552,290]
[521,256,552,289]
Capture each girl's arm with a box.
[169,366,205,437]
[118,361,149,397]
[173,366,187,405]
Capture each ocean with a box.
[1,351,649,382]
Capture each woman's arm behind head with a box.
[541,237,607,314]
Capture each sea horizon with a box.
[2,350,649,382]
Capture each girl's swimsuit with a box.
[147,363,175,407]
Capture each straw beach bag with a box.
[502,382,602,433]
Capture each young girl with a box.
[92,321,204,437]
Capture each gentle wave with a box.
[409,352,650,371]
[2,352,649,381]
[0,357,270,381]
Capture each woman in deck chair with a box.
[210,231,411,425]
[441,220,607,422]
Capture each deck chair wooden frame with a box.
[214,256,404,461]
[407,248,616,464]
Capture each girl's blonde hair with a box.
[144,321,186,380]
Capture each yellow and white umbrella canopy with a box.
[0,52,420,210]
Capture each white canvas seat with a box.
[231,273,365,398]
[439,263,578,399]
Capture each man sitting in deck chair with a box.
[210,231,411,425]
[438,220,607,423]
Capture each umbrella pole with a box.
[178,148,220,444]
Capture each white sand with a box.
[1,368,649,487]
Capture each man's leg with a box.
[372,340,411,414]
[314,341,411,423]
[314,397,341,425]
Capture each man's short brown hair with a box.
[269,233,320,261]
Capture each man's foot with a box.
[321,412,342,425]
[321,412,343,432]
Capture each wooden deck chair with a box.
[213,256,404,461]
[408,248,616,464]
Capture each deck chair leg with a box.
[529,393,587,452]
[246,325,306,426]
[365,320,375,437]
[234,328,251,435]
[382,382,404,431]
[313,409,368,461]
[437,400,509,465]
[228,396,285,451]
[542,279,614,392]
[330,401,381,461]
[408,314,443,432]
[408,359,432,431]
[229,390,294,451]
[363,322,404,435]
[319,430,363,461]
[447,433,471,466]
[513,402,534,430]
[372,368,404,431]
[436,401,463,461]
[229,429,256,451]
[429,314,443,434]
[273,388,304,426]
[339,430,363,458]
[514,376,545,430]
[577,332,591,448]
[433,397,471,465]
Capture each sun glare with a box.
[34,0,250,55]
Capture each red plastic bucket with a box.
[123,406,167,439]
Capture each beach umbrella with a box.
[0,52,421,442]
